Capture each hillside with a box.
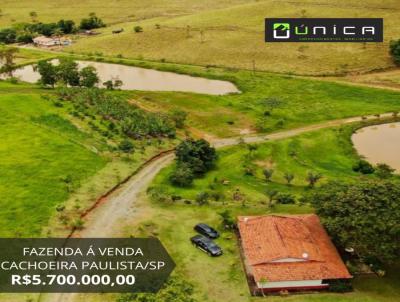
[1,1,399,74]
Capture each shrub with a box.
[169,164,194,187]
[390,39,400,65]
[195,191,210,205]
[169,109,187,129]
[276,193,296,204]
[328,279,353,293]
[118,139,134,153]
[352,160,374,174]
[218,210,236,229]
[134,26,143,33]
[375,163,395,179]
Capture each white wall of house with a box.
[257,279,325,289]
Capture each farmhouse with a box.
[33,36,72,47]
[33,36,57,46]
[238,214,352,294]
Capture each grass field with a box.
[0,81,107,236]
[0,80,177,238]
[1,1,399,74]
[66,0,400,75]
[151,124,372,206]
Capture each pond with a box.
[352,122,400,171]
[9,60,239,95]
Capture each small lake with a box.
[9,61,239,95]
[352,122,400,171]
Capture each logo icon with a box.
[273,23,290,39]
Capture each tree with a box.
[170,109,187,129]
[29,11,38,22]
[0,47,18,76]
[16,32,34,43]
[36,60,57,87]
[390,39,400,65]
[195,191,209,205]
[103,80,114,90]
[309,180,400,264]
[306,171,322,188]
[114,79,123,89]
[352,160,374,174]
[218,210,236,229]
[263,168,274,182]
[169,163,194,187]
[134,26,143,33]
[375,163,395,179]
[284,172,294,185]
[36,23,58,36]
[265,189,278,208]
[0,28,17,44]
[118,139,134,153]
[103,79,123,90]
[57,19,75,34]
[79,66,99,88]
[80,13,105,30]
[57,58,80,86]
[175,139,217,176]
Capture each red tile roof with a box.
[238,214,352,283]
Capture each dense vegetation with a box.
[0,13,105,44]
[56,87,176,140]
[310,180,400,267]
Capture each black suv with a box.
[194,223,220,239]
[190,235,223,256]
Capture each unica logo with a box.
[266,18,383,42]
[273,23,290,39]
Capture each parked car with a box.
[190,235,223,256]
[194,223,220,239]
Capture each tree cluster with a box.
[56,87,176,139]
[36,59,99,88]
[309,180,400,265]
[170,139,217,187]
[0,13,105,44]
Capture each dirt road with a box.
[40,112,393,302]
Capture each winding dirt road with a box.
[40,112,393,302]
